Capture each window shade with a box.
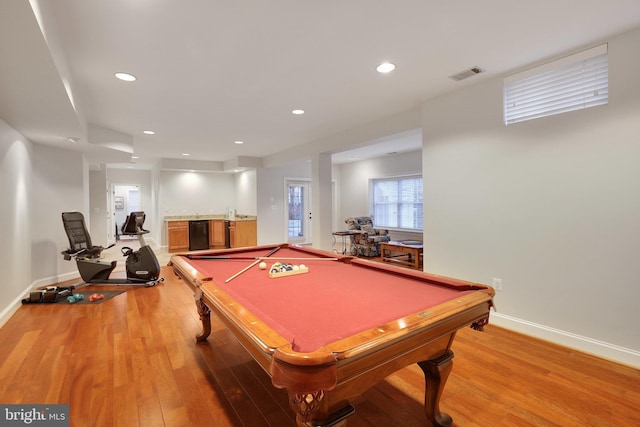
[373,176,423,230]
[504,44,608,125]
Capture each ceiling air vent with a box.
[448,66,484,82]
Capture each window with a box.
[504,44,608,125]
[372,176,423,230]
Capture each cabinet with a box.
[167,221,189,252]
[167,218,256,252]
[209,220,227,248]
[229,220,257,248]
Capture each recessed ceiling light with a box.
[143,130,155,135]
[115,72,136,82]
[234,140,244,145]
[376,62,396,73]
[292,109,305,115]
[181,153,190,156]
[131,155,139,159]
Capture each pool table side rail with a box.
[350,257,493,292]
[323,290,493,360]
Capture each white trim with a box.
[370,174,423,231]
[0,285,32,329]
[489,312,640,369]
[504,44,608,83]
[0,271,80,329]
[31,271,79,289]
[284,177,312,244]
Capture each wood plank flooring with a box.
[0,266,638,426]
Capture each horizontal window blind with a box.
[372,176,423,230]
[504,44,608,125]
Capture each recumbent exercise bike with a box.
[61,211,163,286]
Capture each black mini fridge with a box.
[188,220,209,250]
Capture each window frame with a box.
[503,44,608,126]
[370,174,423,232]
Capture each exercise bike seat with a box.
[121,211,149,235]
[61,211,107,259]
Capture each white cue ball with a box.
[259,261,267,270]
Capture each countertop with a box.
[164,215,256,221]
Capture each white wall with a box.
[150,164,161,246]
[235,169,257,216]
[1,119,88,326]
[89,166,107,243]
[158,170,236,245]
[0,119,33,324]
[337,150,423,241]
[422,28,640,366]
[31,144,86,285]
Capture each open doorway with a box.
[113,184,140,241]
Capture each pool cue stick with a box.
[225,246,281,283]
[188,255,254,260]
[225,259,261,283]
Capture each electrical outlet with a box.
[492,278,503,292]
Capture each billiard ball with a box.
[259,261,267,270]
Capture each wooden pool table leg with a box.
[290,392,354,427]
[418,350,454,427]
[195,298,212,342]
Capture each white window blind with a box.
[372,176,423,230]
[504,44,608,125]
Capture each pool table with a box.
[170,244,494,427]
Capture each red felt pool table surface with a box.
[182,245,476,353]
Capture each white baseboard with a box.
[489,312,640,369]
[0,285,31,329]
[31,271,80,289]
[0,272,81,329]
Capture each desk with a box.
[170,244,494,427]
[380,240,424,270]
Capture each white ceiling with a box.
[2,1,640,169]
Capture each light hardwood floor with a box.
[0,265,638,426]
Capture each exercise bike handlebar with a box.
[61,242,116,261]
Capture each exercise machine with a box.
[61,211,163,286]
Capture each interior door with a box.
[286,180,311,244]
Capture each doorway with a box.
[113,184,140,240]
[286,180,311,244]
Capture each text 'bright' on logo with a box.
[1,405,69,426]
